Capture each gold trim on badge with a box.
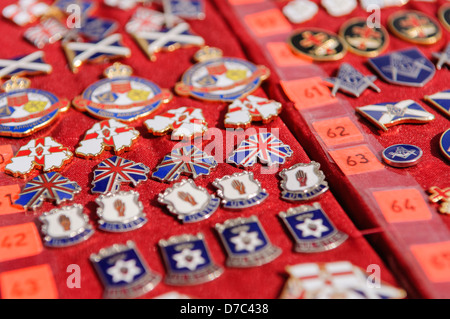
[438,3,450,31]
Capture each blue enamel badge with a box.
[382,144,423,168]
[440,129,450,161]
[425,90,450,118]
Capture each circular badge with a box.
[440,129,450,161]
[438,3,450,31]
[388,10,442,45]
[339,18,389,57]
[382,144,423,168]
[288,28,347,61]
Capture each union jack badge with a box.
[432,42,450,70]
[158,179,219,223]
[163,0,205,20]
[424,89,450,118]
[15,172,81,210]
[144,107,208,140]
[228,132,293,168]
[440,129,450,161]
[95,190,147,232]
[175,47,270,102]
[213,171,268,209]
[39,204,94,247]
[153,145,217,182]
[224,95,282,129]
[91,156,150,194]
[382,144,423,168]
[279,203,348,253]
[0,76,70,137]
[72,63,172,121]
[125,7,183,34]
[5,137,73,178]
[282,0,318,24]
[368,48,435,87]
[90,241,161,299]
[0,51,52,79]
[321,0,357,17]
[279,162,329,201]
[356,99,435,131]
[388,10,441,45]
[215,216,281,267]
[75,119,139,158]
[159,233,223,285]
[2,0,49,26]
[24,18,68,49]
[103,0,139,10]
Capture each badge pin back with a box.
[424,89,450,118]
[158,179,219,223]
[215,215,281,267]
[90,240,161,299]
[72,63,172,122]
[39,204,94,247]
[278,202,348,253]
[213,171,268,209]
[175,46,270,102]
[438,3,450,31]
[382,144,423,168]
[439,129,450,161]
[158,233,223,286]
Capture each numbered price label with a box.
[244,9,292,38]
[312,117,365,147]
[0,184,24,215]
[0,223,43,263]
[372,188,432,223]
[281,77,337,110]
[328,145,384,175]
[266,42,311,67]
[0,145,14,172]
[410,241,450,283]
[0,264,58,299]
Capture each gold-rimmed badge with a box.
[339,18,389,57]
[438,3,450,31]
[288,28,347,61]
[387,10,442,45]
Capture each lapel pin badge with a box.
[0,51,52,79]
[432,42,450,70]
[24,17,69,49]
[439,129,450,161]
[163,0,205,21]
[438,3,450,31]
[282,0,318,24]
[2,0,49,26]
[424,89,450,118]
[388,10,441,45]
[428,186,450,215]
[321,0,357,17]
[125,7,183,34]
[382,144,422,168]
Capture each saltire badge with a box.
[224,95,282,129]
[368,48,435,87]
[158,179,219,223]
[424,89,450,118]
[163,0,205,20]
[227,132,293,167]
[279,162,329,201]
[75,119,139,158]
[175,46,270,102]
[388,10,441,45]
[72,63,172,121]
[79,16,118,42]
[356,99,435,131]
[51,0,97,18]
[91,156,150,194]
[24,17,68,49]
[0,76,70,137]
[95,190,147,232]
[0,51,52,79]
[288,28,347,61]
[39,204,94,247]
[144,107,208,140]
[438,3,450,31]
[440,129,450,161]
[279,203,348,253]
[5,136,73,178]
[90,240,161,299]
[432,43,450,70]
[382,144,423,168]
[15,172,81,210]
[158,233,223,285]
[339,18,389,57]
[2,0,49,26]
[213,171,268,209]
[215,215,281,267]
[152,145,217,182]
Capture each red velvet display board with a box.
[0,0,444,299]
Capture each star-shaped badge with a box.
[432,42,450,70]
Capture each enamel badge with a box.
[0,76,70,137]
[39,204,94,247]
[15,172,81,210]
[0,51,52,79]
[5,137,73,178]
[424,90,450,118]
[90,241,161,299]
[215,216,281,267]
[282,0,318,24]
[213,171,268,209]
[125,7,182,34]
[388,10,441,45]
[440,129,450,161]
[428,186,450,214]
[73,63,172,121]
[368,48,435,87]
[279,203,348,253]
[2,0,49,26]
[321,0,356,17]
[438,3,450,31]
[279,162,329,201]
[96,190,147,232]
[228,132,293,167]
[224,95,282,129]
[104,0,139,10]
[356,100,435,131]
[159,233,223,285]
[91,156,150,194]
[76,119,139,158]
[153,145,217,182]
[175,46,270,102]
[144,107,208,140]
[24,18,68,49]
[288,28,346,61]
[382,144,423,168]
[163,0,205,20]
[432,43,450,70]
[158,179,219,223]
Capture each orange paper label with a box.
[373,188,432,223]
[0,223,43,263]
[244,9,292,38]
[0,264,58,299]
[0,184,24,215]
[281,77,337,110]
[0,144,14,172]
[328,145,385,175]
[312,117,365,147]
[410,241,450,283]
[266,42,311,67]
